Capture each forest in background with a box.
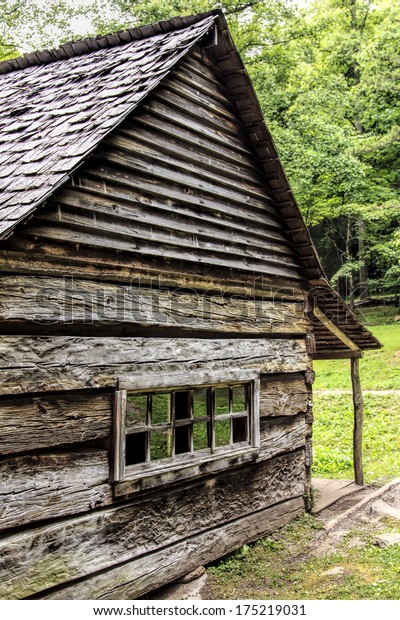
[1,0,399,306]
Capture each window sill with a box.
[113,443,259,498]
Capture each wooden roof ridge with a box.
[0,10,221,75]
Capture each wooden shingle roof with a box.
[0,10,380,353]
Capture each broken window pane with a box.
[126,394,148,427]
[126,432,147,465]
[214,387,229,415]
[151,393,171,424]
[233,417,248,443]
[175,424,191,454]
[193,389,208,418]
[232,385,247,413]
[215,419,231,447]
[150,430,172,460]
[175,390,190,420]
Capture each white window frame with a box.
[112,369,260,496]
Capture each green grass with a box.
[313,324,400,390]
[312,392,400,481]
[312,323,400,481]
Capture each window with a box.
[113,371,260,492]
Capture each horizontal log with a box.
[42,497,304,599]
[0,275,309,335]
[260,373,311,417]
[0,449,305,599]
[0,336,308,395]
[0,251,309,299]
[0,391,112,455]
[0,449,112,532]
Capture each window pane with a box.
[150,430,172,460]
[126,394,147,427]
[151,393,171,424]
[193,422,210,451]
[215,419,231,447]
[214,387,229,415]
[126,432,147,465]
[193,389,208,418]
[175,425,191,455]
[233,417,248,443]
[232,385,247,413]
[175,390,190,420]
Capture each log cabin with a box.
[0,10,381,600]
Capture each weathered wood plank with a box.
[42,497,304,600]
[81,161,279,228]
[25,220,304,282]
[0,275,308,335]
[132,110,256,172]
[33,204,301,272]
[0,391,111,455]
[0,449,112,532]
[313,350,362,360]
[117,119,264,189]
[313,307,359,352]
[0,336,308,395]
[105,130,276,203]
[0,450,305,599]
[351,357,364,486]
[143,96,252,157]
[100,142,272,212]
[56,184,293,251]
[260,373,311,417]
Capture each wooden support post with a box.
[351,358,364,486]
